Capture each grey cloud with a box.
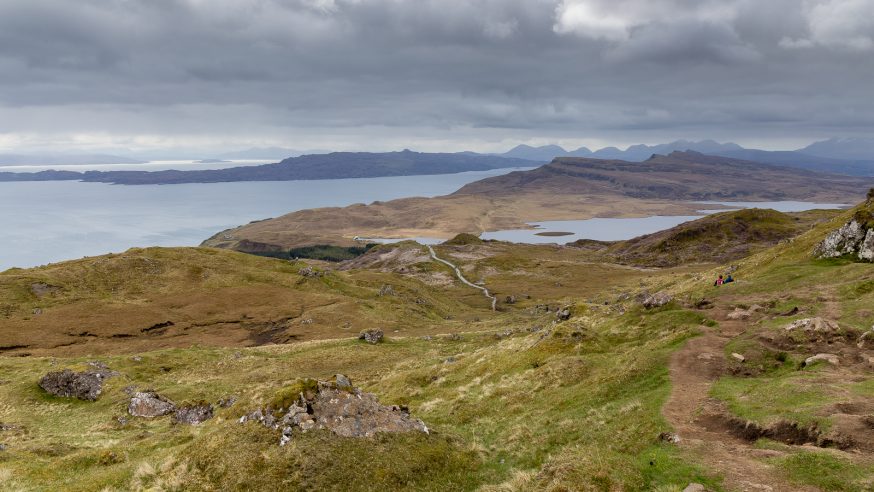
[0,0,872,154]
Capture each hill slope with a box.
[0,150,538,184]
[457,151,869,200]
[204,151,870,254]
[593,208,842,267]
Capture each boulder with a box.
[174,403,214,425]
[358,329,384,344]
[641,292,673,309]
[804,353,839,367]
[38,369,108,401]
[814,215,874,262]
[658,432,681,444]
[784,317,839,333]
[555,308,572,321]
[128,391,176,418]
[731,353,746,362]
[504,295,517,305]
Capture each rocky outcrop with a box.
[240,375,428,445]
[128,391,176,418]
[359,329,384,344]
[174,403,214,425]
[814,201,874,262]
[640,291,673,309]
[784,317,839,333]
[38,368,114,401]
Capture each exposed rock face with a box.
[641,291,673,309]
[174,403,214,425]
[38,368,110,401]
[30,283,60,298]
[814,210,874,262]
[359,329,384,344]
[240,375,428,445]
[128,391,176,418]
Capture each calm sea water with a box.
[0,168,533,270]
[0,160,274,173]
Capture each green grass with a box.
[710,369,833,429]
[0,302,721,490]
[772,451,874,491]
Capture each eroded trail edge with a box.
[427,245,497,310]
[662,311,821,492]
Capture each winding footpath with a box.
[427,245,497,311]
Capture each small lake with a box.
[0,167,533,270]
[477,202,848,244]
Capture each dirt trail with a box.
[428,245,497,310]
[663,309,819,492]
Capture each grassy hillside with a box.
[0,247,497,356]
[600,208,841,267]
[3,199,874,490]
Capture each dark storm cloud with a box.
[0,0,872,153]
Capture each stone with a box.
[446,333,463,341]
[333,374,353,391]
[217,396,237,408]
[814,217,874,262]
[727,308,751,321]
[504,295,517,304]
[38,369,107,401]
[784,317,839,333]
[683,484,707,492]
[555,308,572,321]
[641,292,673,309]
[358,329,384,344]
[299,266,323,278]
[804,353,839,367]
[174,403,214,425]
[861,229,874,262]
[731,353,746,362]
[658,432,681,444]
[128,391,176,418]
[0,443,6,451]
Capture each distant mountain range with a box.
[2,138,873,183]
[0,154,145,166]
[0,150,536,185]
[498,138,874,176]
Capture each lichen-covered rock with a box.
[359,329,384,344]
[641,291,673,309]
[814,198,874,263]
[128,391,176,418]
[38,369,109,401]
[784,317,839,333]
[174,403,214,425]
[240,374,428,445]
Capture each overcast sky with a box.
[1,0,872,154]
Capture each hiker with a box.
[724,273,734,284]
[714,275,724,287]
